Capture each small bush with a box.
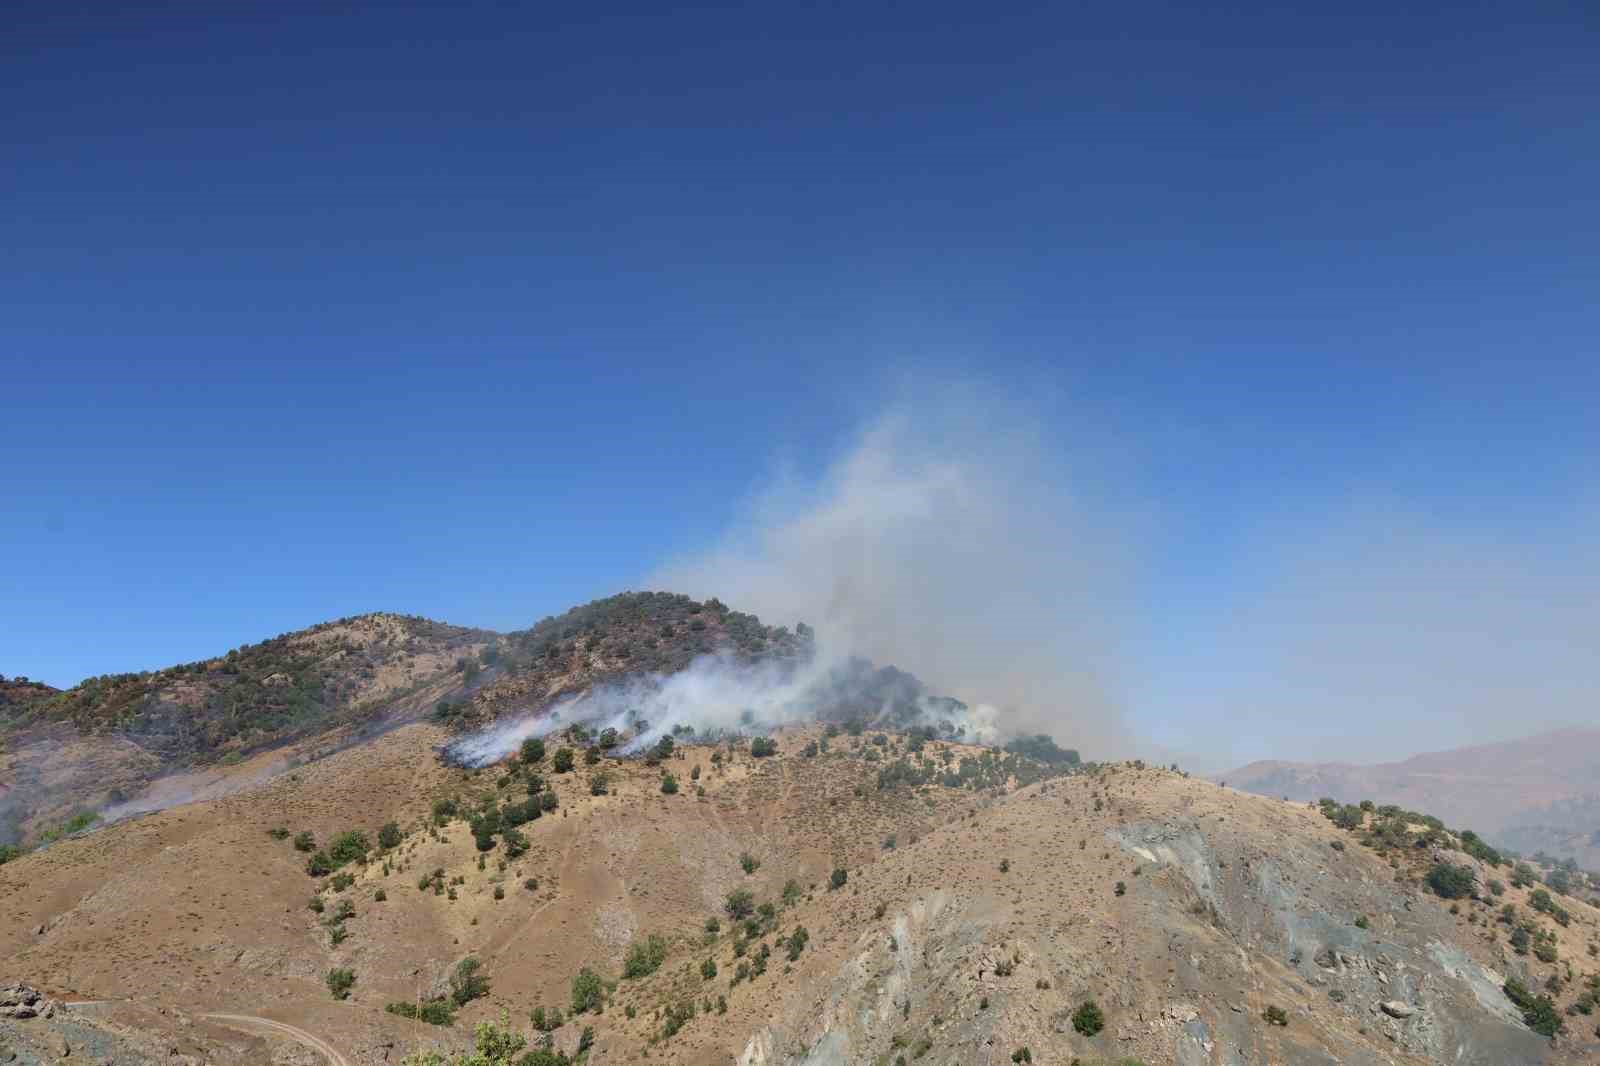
[293,831,316,852]
[624,933,669,978]
[701,956,718,980]
[661,773,679,794]
[1263,1004,1289,1026]
[1071,1000,1104,1036]
[378,822,403,849]
[1427,863,1476,900]
[750,737,777,758]
[553,747,575,773]
[739,852,760,875]
[1504,978,1562,1037]
[386,999,456,1025]
[449,956,490,1006]
[521,737,546,764]
[725,888,755,919]
[267,827,290,840]
[326,968,356,1000]
[830,867,848,890]
[571,967,604,1014]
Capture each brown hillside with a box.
[4,725,1597,1066]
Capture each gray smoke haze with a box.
[646,385,1134,757]
[440,650,1003,768]
[1159,500,1600,771]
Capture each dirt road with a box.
[201,1013,351,1066]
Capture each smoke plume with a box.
[441,650,1002,768]
[649,383,1131,753]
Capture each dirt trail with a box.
[201,1013,350,1066]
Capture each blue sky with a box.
[3,2,1596,766]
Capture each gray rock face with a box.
[0,986,59,1021]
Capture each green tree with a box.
[1426,863,1475,900]
[449,956,490,1006]
[521,737,546,764]
[570,967,604,1014]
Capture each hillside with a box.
[4,720,1599,1066]
[0,612,496,848]
[0,675,57,711]
[0,593,930,851]
[1223,729,1600,869]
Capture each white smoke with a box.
[440,648,1005,768]
[444,381,1130,767]
[649,381,1132,754]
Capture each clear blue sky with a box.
[3,2,1596,763]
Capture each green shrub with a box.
[701,956,718,980]
[750,737,777,758]
[327,830,370,866]
[1427,863,1476,900]
[624,933,669,978]
[326,968,356,1000]
[1504,978,1562,1036]
[830,867,848,890]
[786,925,810,961]
[449,956,490,1006]
[293,831,316,852]
[553,747,575,773]
[739,852,760,875]
[386,998,455,1025]
[570,967,604,1014]
[378,822,403,849]
[306,851,334,877]
[661,773,679,794]
[660,999,695,1038]
[267,827,290,840]
[1263,1004,1289,1026]
[530,1005,564,1032]
[1071,1000,1104,1036]
[725,888,755,919]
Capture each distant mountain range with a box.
[1223,728,1600,868]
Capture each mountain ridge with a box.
[1223,728,1600,868]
